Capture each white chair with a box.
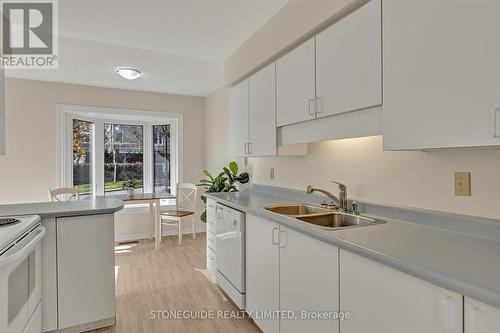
[48,187,80,202]
[160,183,198,246]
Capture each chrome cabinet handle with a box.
[493,108,499,138]
[248,142,252,154]
[316,96,323,114]
[308,98,316,116]
[271,227,279,245]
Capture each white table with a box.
[106,192,175,251]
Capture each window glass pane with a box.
[153,125,171,193]
[73,119,94,197]
[104,124,144,195]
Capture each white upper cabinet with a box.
[341,250,463,333]
[383,0,500,149]
[316,0,382,118]
[230,63,304,157]
[465,297,500,333]
[0,64,5,155]
[276,38,316,127]
[248,63,277,156]
[229,79,249,157]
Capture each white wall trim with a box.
[115,225,207,243]
[56,104,184,195]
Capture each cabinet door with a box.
[341,250,462,333]
[249,62,277,156]
[57,214,115,329]
[383,0,500,149]
[279,226,339,333]
[465,297,500,333]
[316,0,381,118]
[276,38,316,127]
[229,79,249,157]
[246,214,279,333]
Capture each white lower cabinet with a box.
[246,215,280,333]
[279,226,339,333]
[340,250,463,333]
[465,297,500,333]
[57,214,115,330]
[246,214,339,333]
[245,216,499,333]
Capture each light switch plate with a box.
[455,172,471,196]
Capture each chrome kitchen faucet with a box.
[306,181,348,212]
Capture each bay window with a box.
[58,105,181,199]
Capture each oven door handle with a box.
[0,226,46,269]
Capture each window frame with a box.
[56,104,182,197]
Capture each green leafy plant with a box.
[122,179,141,190]
[197,161,249,222]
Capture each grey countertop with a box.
[0,198,124,218]
[206,190,500,309]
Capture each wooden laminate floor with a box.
[87,234,261,333]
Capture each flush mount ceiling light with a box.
[115,67,142,80]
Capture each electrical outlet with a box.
[270,168,275,180]
[454,172,471,196]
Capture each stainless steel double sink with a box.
[265,204,386,230]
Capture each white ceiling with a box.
[5,0,289,96]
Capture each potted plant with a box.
[197,161,249,223]
[122,179,141,195]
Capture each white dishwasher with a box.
[215,203,246,309]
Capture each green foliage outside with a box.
[76,179,144,194]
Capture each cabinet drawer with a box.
[206,200,216,234]
[207,216,216,234]
[207,248,216,277]
[207,231,216,252]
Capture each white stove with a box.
[0,215,45,333]
[0,216,40,253]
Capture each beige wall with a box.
[225,0,366,85]
[249,137,500,220]
[0,78,205,204]
[204,86,234,172]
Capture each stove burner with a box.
[0,218,21,227]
